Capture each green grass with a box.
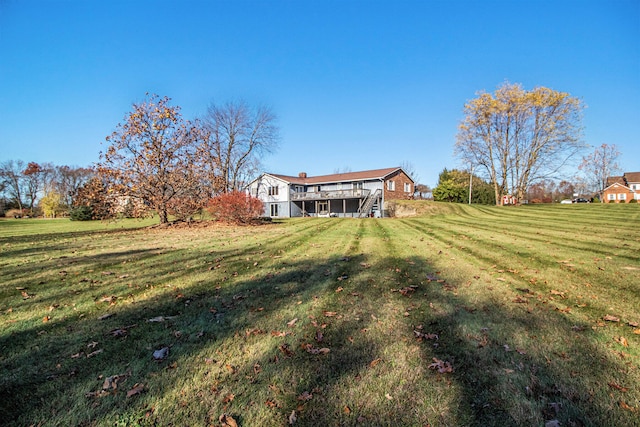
[1,204,639,427]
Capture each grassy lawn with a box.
[1,204,638,427]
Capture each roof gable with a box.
[603,182,633,192]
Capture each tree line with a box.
[1,94,279,222]
[0,161,93,217]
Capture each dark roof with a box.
[267,167,411,185]
[623,172,640,183]
[606,176,625,186]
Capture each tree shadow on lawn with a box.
[1,235,637,426]
[397,254,638,427]
[0,245,374,426]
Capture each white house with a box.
[248,167,415,218]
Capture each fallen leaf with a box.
[126,383,145,397]
[336,287,343,293]
[609,382,629,392]
[545,420,560,427]
[343,405,351,414]
[86,349,103,358]
[289,410,297,425]
[369,358,382,368]
[323,311,337,317]
[219,413,238,427]
[314,330,324,342]
[304,344,330,355]
[109,328,128,337]
[604,314,620,322]
[385,393,393,400]
[615,336,629,347]
[287,318,298,327]
[279,344,294,357]
[265,399,278,408]
[102,373,129,390]
[413,330,438,341]
[297,391,313,401]
[428,357,453,373]
[619,401,637,412]
[223,393,235,403]
[98,313,114,320]
[42,316,50,323]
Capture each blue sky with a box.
[1,0,638,187]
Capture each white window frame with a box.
[268,186,279,196]
[619,193,627,201]
[387,180,395,191]
[270,204,279,216]
[608,193,616,201]
[404,182,411,192]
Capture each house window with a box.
[318,201,328,213]
[619,193,626,201]
[353,182,363,190]
[316,185,321,192]
[268,186,279,196]
[387,180,395,191]
[608,193,615,201]
[294,185,304,193]
[270,204,279,217]
[404,182,411,192]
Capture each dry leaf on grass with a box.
[289,410,297,425]
[219,413,238,427]
[126,383,145,398]
[609,382,629,392]
[304,344,330,355]
[604,314,620,322]
[287,318,298,327]
[297,391,313,401]
[428,357,453,373]
[414,330,438,340]
[615,336,629,347]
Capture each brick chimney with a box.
[298,172,307,178]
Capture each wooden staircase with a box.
[358,189,381,218]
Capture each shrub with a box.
[5,208,26,218]
[206,191,264,224]
[629,199,637,204]
[69,206,94,221]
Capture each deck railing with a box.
[291,189,370,201]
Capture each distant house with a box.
[602,172,640,203]
[248,167,414,218]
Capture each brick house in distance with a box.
[248,167,414,217]
[602,172,640,203]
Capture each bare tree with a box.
[456,82,584,204]
[579,143,621,199]
[400,161,420,184]
[199,100,279,194]
[0,159,25,211]
[54,165,94,208]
